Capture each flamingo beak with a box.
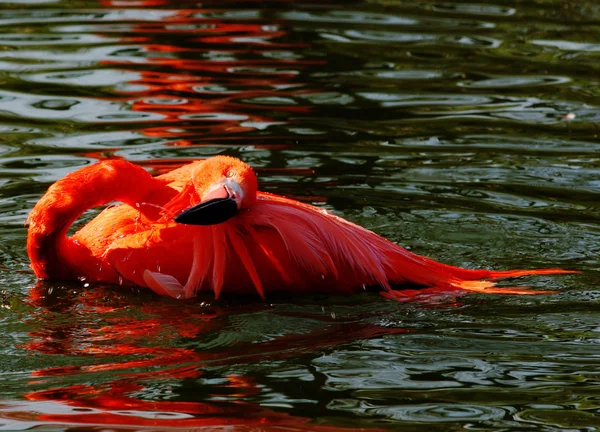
[174,182,242,226]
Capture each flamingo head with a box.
[175,156,258,226]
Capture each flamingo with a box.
[27,156,574,300]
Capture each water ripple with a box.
[0,90,164,122]
[0,0,598,430]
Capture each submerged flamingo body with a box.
[27,156,573,300]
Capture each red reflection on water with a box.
[25,379,338,430]
[132,157,315,176]
[101,0,169,6]
[12,283,394,430]
[94,6,323,147]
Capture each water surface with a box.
[0,0,599,430]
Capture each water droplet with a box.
[157,265,161,272]
[48,287,54,295]
[118,276,123,285]
[78,276,86,282]
[83,283,90,288]
[331,312,336,319]
[321,274,325,279]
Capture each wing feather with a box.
[211,226,226,299]
[227,226,265,299]
[183,234,211,298]
[237,194,400,291]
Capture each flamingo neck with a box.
[27,160,164,280]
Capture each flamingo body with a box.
[27,156,573,300]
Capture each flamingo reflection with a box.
[92,2,324,155]
[15,283,395,430]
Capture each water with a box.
[0,0,599,430]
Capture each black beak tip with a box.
[175,197,238,226]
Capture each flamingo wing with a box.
[69,181,575,300]
[233,193,573,297]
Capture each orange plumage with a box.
[26,156,574,300]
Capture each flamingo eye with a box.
[226,170,236,178]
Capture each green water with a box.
[0,0,599,430]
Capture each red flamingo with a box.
[27,156,574,300]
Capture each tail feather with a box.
[481,268,578,279]
[419,257,578,281]
[449,267,578,296]
[449,279,556,295]
[387,249,577,297]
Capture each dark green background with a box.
[0,0,598,430]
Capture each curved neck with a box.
[27,160,164,280]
